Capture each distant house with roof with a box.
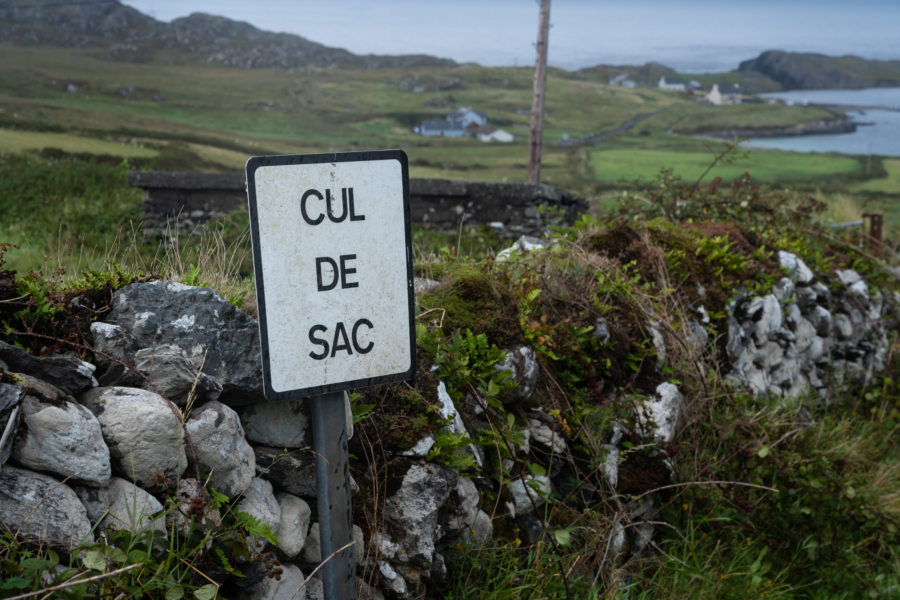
[419,118,467,137]
[447,107,487,128]
[418,106,488,138]
[475,125,514,143]
[658,76,686,91]
[705,83,742,106]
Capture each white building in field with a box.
[658,76,686,91]
[475,126,514,143]
[706,83,742,106]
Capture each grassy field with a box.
[588,146,864,184]
[0,43,898,271]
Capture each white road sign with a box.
[247,151,415,399]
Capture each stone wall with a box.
[1,243,894,599]
[127,171,587,239]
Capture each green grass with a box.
[589,147,863,184]
[851,158,900,194]
[0,128,158,157]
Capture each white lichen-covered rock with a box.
[0,465,93,549]
[75,477,165,536]
[236,478,281,559]
[249,563,306,600]
[14,395,111,486]
[132,344,222,406]
[384,462,458,570]
[275,492,311,559]
[778,250,814,283]
[302,522,321,564]
[637,382,683,443]
[495,235,547,262]
[103,280,264,404]
[527,415,567,456]
[495,346,539,403]
[79,386,186,490]
[238,398,309,448]
[185,400,256,498]
[506,475,551,516]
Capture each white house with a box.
[705,83,742,106]
[658,76,686,92]
[419,119,467,137]
[475,126,514,143]
[447,106,487,128]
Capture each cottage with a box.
[705,83,742,106]
[419,119,467,137]
[658,76,686,92]
[475,126,514,143]
[447,106,488,128]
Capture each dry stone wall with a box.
[0,243,894,598]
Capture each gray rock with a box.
[104,280,264,404]
[131,344,222,405]
[773,277,795,302]
[834,313,854,340]
[353,523,365,567]
[385,462,458,569]
[685,319,708,352]
[238,398,309,448]
[836,269,862,286]
[637,382,683,443]
[413,278,440,296]
[0,382,23,465]
[255,446,318,499]
[75,477,165,536]
[778,251,814,283]
[250,563,306,600]
[167,478,222,540]
[275,492,311,559]
[495,235,547,262]
[495,346,539,403]
[752,295,783,342]
[236,477,281,558]
[445,476,480,537]
[507,475,551,516]
[0,342,96,396]
[809,306,833,337]
[80,386,186,490]
[460,509,493,545]
[14,395,111,486]
[0,465,92,549]
[185,401,256,499]
[378,561,407,598]
[527,416,567,457]
[302,522,321,564]
[305,576,324,600]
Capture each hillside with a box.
[0,0,455,69]
[739,50,900,90]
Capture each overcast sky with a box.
[122,0,900,73]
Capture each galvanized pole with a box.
[311,391,356,600]
[527,0,551,185]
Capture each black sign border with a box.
[246,150,416,401]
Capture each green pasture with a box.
[0,128,157,158]
[851,158,900,194]
[589,147,863,184]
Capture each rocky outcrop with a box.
[738,50,900,91]
[0,0,456,70]
[696,116,856,139]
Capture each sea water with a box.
[745,87,900,157]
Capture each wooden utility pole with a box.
[527,0,551,185]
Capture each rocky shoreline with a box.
[694,115,856,140]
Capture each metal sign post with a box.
[247,151,415,600]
